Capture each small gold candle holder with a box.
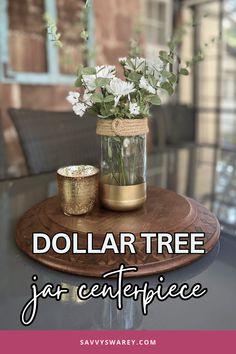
[57,165,99,216]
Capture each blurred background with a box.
[0,0,236,233]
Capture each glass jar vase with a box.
[100,134,147,211]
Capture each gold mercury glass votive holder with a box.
[57,165,99,216]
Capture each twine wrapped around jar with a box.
[96,118,149,137]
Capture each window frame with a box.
[141,0,173,59]
[0,0,95,85]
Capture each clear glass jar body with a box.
[100,135,147,211]
[101,135,146,186]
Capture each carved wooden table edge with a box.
[15,187,221,278]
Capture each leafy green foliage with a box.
[43,13,63,48]
[179,68,189,76]
[104,95,114,103]
[128,72,142,82]
[82,67,96,75]
[160,82,174,95]
[95,78,110,87]
[66,12,219,120]
[129,23,142,58]
[91,93,104,103]
[146,95,161,105]
[74,76,82,87]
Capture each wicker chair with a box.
[9,109,100,175]
[0,116,7,180]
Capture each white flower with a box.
[114,96,120,107]
[121,57,146,73]
[82,66,115,91]
[107,78,135,96]
[82,75,97,91]
[159,76,167,84]
[146,58,164,79]
[147,58,164,72]
[72,102,87,117]
[119,57,127,64]
[96,65,116,79]
[129,102,140,116]
[82,90,93,107]
[66,91,80,105]
[139,76,156,94]
[107,78,136,107]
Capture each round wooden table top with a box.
[16,187,220,277]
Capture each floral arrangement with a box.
[64,16,217,188]
[43,6,217,122]
[66,53,190,119]
[44,9,218,192]
[66,50,188,186]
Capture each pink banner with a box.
[0,331,235,353]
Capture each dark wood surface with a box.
[16,187,220,277]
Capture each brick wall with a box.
[94,0,139,66]
[8,0,47,73]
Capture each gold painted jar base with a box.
[100,182,147,211]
